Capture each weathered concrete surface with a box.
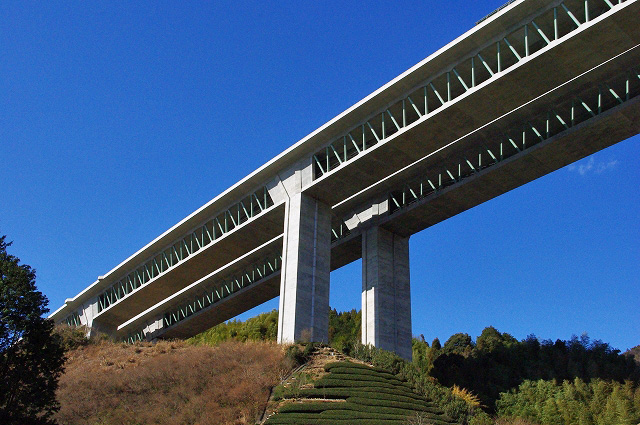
[362,226,412,360]
[278,193,332,343]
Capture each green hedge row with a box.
[316,373,412,389]
[346,396,443,413]
[278,402,347,413]
[314,377,398,390]
[278,400,442,418]
[297,387,436,404]
[265,417,406,425]
[317,409,454,425]
[277,382,428,403]
[270,411,408,420]
[276,393,447,417]
[269,412,454,425]
[324,361,389,373]
[328,366,401,380]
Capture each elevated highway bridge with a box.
[52,0,640,359]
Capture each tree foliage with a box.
[328,308,361,354]
[0,235,65,424]
[188,309,279,345]
[426,330,639,411]
[625,345,640,365]
[496,378,640,425]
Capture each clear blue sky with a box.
[1,1,638,352]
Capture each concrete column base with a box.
[278,193,331,343]
[362,226,412,360]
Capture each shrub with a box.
[451,385,483,408]
[285,341,320,366]
[54,325,90,351]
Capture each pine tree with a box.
[0,235,65,424]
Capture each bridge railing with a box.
[388,65,639,213]
[312,0,628,180]
[97,186,274,313]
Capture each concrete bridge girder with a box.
[305,1,640,208]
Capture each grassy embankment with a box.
[265,347,456,425]
[54,336,294,425]
[266,358,460,425]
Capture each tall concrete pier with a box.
[362,227,412,360]
[51,0,640,359]
[278,193,331,343]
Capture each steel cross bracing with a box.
[331,221,351,243]
[97,187,274,313]
[387,66,640,212]
[161,253,282,330]
[122,252,282,343]
[63,311,81,328]
[312,0,629,179]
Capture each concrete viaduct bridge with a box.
[52,0,640,359]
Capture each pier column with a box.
[278,192,331,343]
[362,226,412,360]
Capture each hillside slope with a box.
[264,347,460,425]
[55,339,293,425]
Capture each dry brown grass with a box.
[55,339,294,425]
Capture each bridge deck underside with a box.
[379,97,640,237]
[122,55,640,342]
[96,203,285,328]
[306,4,639,208]
[157,273,282,340]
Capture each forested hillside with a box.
[419,328,639,409]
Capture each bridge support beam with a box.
[278,192,331,343]
[362,226,412,360]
